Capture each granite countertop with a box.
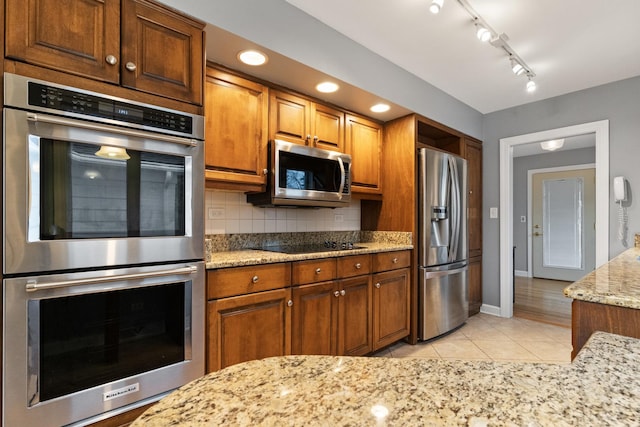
[564,247,640,309]
[206,242,413,269]
[132,332,640,426]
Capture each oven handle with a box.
[25,265,198,292]
[27,112,199,147]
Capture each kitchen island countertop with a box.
[131,331,640,426]
[564,246,640,309]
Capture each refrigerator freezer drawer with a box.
[418,266,469,341]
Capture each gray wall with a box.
[512,148,596,271]
[160,0,483,138]
[483,75,640,307]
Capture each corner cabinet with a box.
[345,114,383,196]
[204,68,268,192]
[5,0,205,105]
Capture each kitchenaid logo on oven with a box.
[103,383,140,401]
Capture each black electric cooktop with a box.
[257,243,365,254]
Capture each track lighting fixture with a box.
[526,78,537,93]
[475,23,491,42]
[429,0,443,14]
[510,57,525,76]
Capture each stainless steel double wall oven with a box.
[2,73,205,426]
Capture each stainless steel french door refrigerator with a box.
[418,147,469,341]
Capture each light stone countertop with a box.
[206,242,413,269]
[132,331,640,426]
[564,247,640,309]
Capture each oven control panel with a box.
[27,82,193,135]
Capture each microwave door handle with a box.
[25,265,198,292]
[26,112,199,147]
[337,157,346,199]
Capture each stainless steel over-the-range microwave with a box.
[247,139,352,208]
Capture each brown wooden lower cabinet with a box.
[372,267,410,350]
[207,288,292,372]
[571,299,640,359]
[468,256,482,316]
[339,275,373,356]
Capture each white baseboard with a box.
[479,304,502,317]
[515,270,529,277]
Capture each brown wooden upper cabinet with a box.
[204,68,269,192]
[5,0,205,105]
[345,114,383,195]
[269,89,344,151]
[462,137,483,258]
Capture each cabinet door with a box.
[337,275,372,356]
[269,90,311,145]
[291,281,338,355]
[207,288,291,372]
[468,256,482,316]
[345,114,383,195]
[463,138,483,258]
[5,0,121,83]
[204,69,268,191]
[121,0,204,105]
[311,103,344,152]
[372,268,410,350]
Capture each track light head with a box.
[429,0,443,14]
[526,79,537,93]
[475,24,491,42]
[510,57,525,75]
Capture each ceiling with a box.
[282,0,640,114]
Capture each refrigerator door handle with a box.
[448,157,461,263]
[424,265,467,279]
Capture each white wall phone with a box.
[614,176,628,244]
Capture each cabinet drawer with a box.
[207,263,291,299]
[337,254,371,278]
[373,250,411,272]
[292,259,336,284]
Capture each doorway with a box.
[498,120,609,318]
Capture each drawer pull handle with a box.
[375,283,381,289]
[315,268,322,274]
[252,275,259,284]
[340,290,346,296]
[392,257,398,264]
[287,300,293,307]
[334,291,340,297]
[355,263,361,269]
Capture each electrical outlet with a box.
[489,207,498,219]
[334,214,344,222]
[208,208,224,219]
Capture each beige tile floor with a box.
[373,313,573,364]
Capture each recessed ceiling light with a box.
[316,82,339,93]
[237,50,268,66]
[370,103,390,113]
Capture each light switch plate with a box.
[489,207,498,219]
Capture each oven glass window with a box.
[39,140,185,239]
[33,282,186,402]
[279,151,341,192]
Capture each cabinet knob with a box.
[375,283,381,289]
[252,275,259,284]
[334,291,340,297]
[306,134,312,141]
[287,300,293,307]
[263,168,268,176]
[340,289,346,296]
[355,263,361,269]
[125,62,137,72]
[105,55,118,65]
[392,257,398,264]
[469,190,473,194]
[315,268,322,274]
[313,135,319,142]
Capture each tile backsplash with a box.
[205,190,361,234]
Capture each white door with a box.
[532,169,595,281]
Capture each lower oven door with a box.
[2,262,205,427]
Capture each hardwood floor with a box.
[513,276,572,328]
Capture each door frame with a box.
[499,120,609,318]
[526,164,596,278]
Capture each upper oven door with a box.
[3,108,204,275]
